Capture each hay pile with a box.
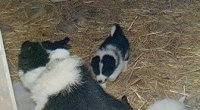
[1,0,200,109]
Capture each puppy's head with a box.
[91,54,117,84]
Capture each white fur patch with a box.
[32,56,82,95]
[111,25,116,36]
[96,74,107,83]
[99,82,107,88]
[96,73,107,88]
[19,67,46,90]
[49,49,70,60]
[18,70,23,77]
[32,56,82,110]
[148,98,186,110]
[19,49,82,110]
[122,61,128,72]
[106,45,117,50]
[99,62,103,77]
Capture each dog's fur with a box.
[18,37,133,110]
[91,24,130,88]
[147,97,186,110]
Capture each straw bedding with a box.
[1,0,200,109]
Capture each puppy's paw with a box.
[122,60,128,72]
[108,75,118,81]
[100,82,107,89]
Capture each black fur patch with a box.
[91,56,100,75]
[101,55,116,77]
[18,41,49,73]
[42,37,70,50]
[18,37,70,73]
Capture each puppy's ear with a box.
[110,23,124,37]
[91,56,100,75]
[101,55,116,76]
[102,55,116,67]
[91,56,100,66]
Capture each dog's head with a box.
[18,41,49,73]
[18,37,70,73]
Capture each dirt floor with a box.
[1,0,200,109]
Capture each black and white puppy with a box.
[91,24,130,88]
[18,38,133,110]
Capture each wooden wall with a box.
[0,30,17,110]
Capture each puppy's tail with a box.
[110,24,124,37]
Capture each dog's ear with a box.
[41,37,71,50]
[54,37,70,48]
[60,37,71,49]
[18,41,49,73]
[62,37,70,44]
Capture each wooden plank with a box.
[0,30,17,110]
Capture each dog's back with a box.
[44,66,133,110]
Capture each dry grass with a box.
[1,0,200,109]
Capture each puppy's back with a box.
[100,24,129,57]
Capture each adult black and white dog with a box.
[91,24,130,88]
[18,37,133,110]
